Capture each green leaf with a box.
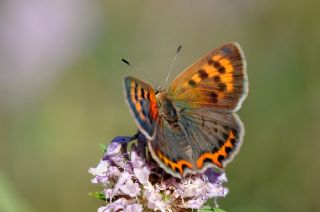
[200,205,226,212]
[89,191,106,201]
[99,143,107,153]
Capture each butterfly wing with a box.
[179,108,244,170]
[123,77,159,140]
[147,107,244,178]
[168,42,248,112]
[147,119,195,178]
[148,43,248,177]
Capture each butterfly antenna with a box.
[163,45,182,88]
[121,58,159,89]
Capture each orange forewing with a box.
[168,43,248,112]
[124,77,159,139]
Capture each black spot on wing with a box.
[188,80,196,87]
[212,61,221,69]
[232,128,239,137]
[209,92,218,103]
[222,132,229,140]
[181,164,189,171]
[230,138,236,145]
[198,69,208,80]
[217,155,225,163]
[134,83,138,101]
[225,146,232,155]
[175,167,180,173]
[218,66,226,74]
[212,146,218,153]
[210,60,226,74]
[213,75,221,82]
[141,88,145,99]
[203,157,213,164]
[217,83,226,91]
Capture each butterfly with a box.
[123,43,248,178]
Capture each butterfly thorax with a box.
[156,91,178,125]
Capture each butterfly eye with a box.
[155,90,160,95]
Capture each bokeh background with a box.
[1,0,319,211]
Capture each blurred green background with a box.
[1,0,319,211]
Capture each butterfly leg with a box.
[136,132,148,158]
[111,131,148,158]
[111,130,147,145]
[111,131,140,144]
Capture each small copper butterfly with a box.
[123,43,248,178]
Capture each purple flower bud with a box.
[205,168,222,183]
[106,142,122,155]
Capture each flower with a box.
[89,140,228,211]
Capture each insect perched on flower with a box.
[123,43,248,178]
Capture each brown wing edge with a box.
[230,42,249,112]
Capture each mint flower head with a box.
[89,136,228,211]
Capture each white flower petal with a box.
[120,178,141,197]
[125,203,143,212]
[111,172,131,198]
[88,160,109,176]
[134,166,150,185]
[217,173,228,183]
